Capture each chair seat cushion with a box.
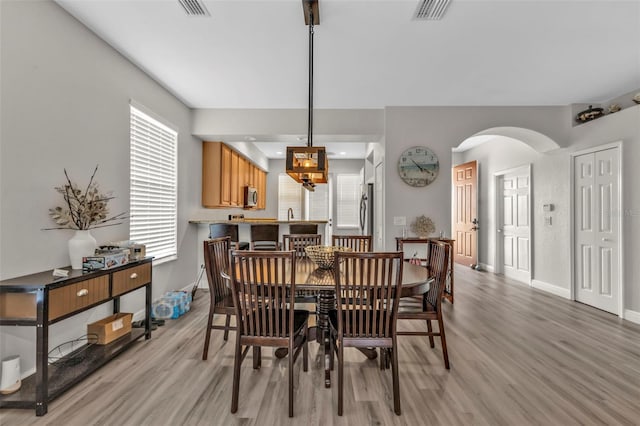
[243,309,309,336]
[329,309,390,336]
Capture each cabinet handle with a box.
[77,288,89,297]
[130,272,138,279]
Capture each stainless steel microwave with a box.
[244,186,258,207]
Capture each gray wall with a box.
[0,0,200,372]
[389,105,639,314]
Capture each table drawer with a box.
[112,263,151,296]
[49,276,110,321]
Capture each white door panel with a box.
[574,147,619,314]
[499,166,531,284]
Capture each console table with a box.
[0,258,153,416]
[395,237,455,303]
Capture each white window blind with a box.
[307,181,329,220]
[129,105,178,262]
[336,174,360,228]
[278,174,302,221]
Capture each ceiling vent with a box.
[413,0,451,20]
[178,0,210,17]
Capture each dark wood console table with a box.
[0,258,153,416]
[395,237,455,303]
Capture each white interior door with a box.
[497,165,531,284]
[574,147,620,314]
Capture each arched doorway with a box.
[451,127,560,284]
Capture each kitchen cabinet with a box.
[202,141,267,209]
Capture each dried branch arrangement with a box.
[410,215,435,237]
[46,165,127,230]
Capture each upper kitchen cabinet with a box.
[202,141,267,209]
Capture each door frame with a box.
[493,164,532,284]
[569,141,624,317]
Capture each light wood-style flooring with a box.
[3,266,640,425]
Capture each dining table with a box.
[227,255,431,388]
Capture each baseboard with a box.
[478,263,494,273]
[531,279,571,299]
[624,309,640,325]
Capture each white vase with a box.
[68,230,97,270]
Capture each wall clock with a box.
[397,146,439,187]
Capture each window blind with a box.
[336,174,360,228]
[129,105,178,261]
[307,180,329,220]
[278,174,302,221]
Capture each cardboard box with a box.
[83,253,128,271]
[87,313,132,345]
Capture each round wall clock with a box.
[397,146,439,187]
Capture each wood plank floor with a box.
[3,266,640,425]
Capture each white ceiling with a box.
[55,0,640,158]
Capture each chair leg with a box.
[223,314,231,341]
[390,343,401,415]
[202,309,215,360]
[438,316,450,369]
[288,345,294,417]
[329,329,335,371]
[253,346,261,369]
[303,327,309,372]
[426,319,435,348]
[231,338,242,413]
[338,344,344,416]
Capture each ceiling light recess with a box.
[413,0,451,20]
[286,0,328,191]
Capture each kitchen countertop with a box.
[189,219,328,225]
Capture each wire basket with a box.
[305,245,352,269]
[48,334,98,366]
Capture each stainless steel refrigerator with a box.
[359,183,374,236]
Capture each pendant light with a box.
[285,0,327,192]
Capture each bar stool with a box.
[250,224,280,250]
[209,224,249,250]
[289,224,318,234]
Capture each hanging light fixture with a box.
[286,0,327,192]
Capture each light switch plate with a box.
[393,216,406,226]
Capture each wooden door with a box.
[452,161,478,267]
[574,147,620,314]
[498,166,531,283]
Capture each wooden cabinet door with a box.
[230,151,240,206]
[239,157,248,201]
[202,142,223,208]
[220,144,232,205]
[257,169,266,209]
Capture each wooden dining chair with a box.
[283,234,322,303]
[229,250,309,417]
[250,224,281,250]
[209,223,249,250]
[397,240,451,369]
[202,237,235,360]
[331,234,373,252]
[289,223,318,234]
[329,251,404,415]
[283,234,322,258]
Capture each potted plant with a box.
[46,166,126,269]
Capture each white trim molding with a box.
[531,279,571,299]
[478,263,494,273]
[624,309,640,325]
